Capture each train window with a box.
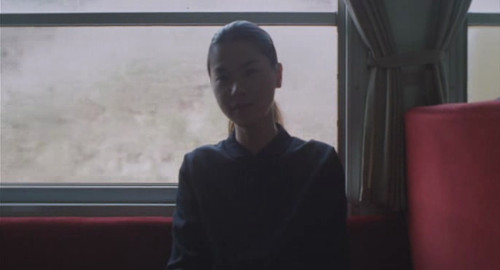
[468,27,500,102]
[468,0,500,102]
[1,1,338,215]
[4,1,495,216]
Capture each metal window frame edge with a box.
[1,204,177,217]
[337,0,348,190]
[0,184,179,217]
[0,12,337,26]
[467,13,500,26]
[338,1,370,204]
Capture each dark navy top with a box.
[167,125,348,270]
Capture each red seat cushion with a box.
[405,100,500,270]
[348,214,411,270]
[0,217,173,270]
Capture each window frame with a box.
[0,11,339,217]
[2,8,498,217]
[466,13,500,102]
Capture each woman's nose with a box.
[230,81,245,96]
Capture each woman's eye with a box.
[245,69,258,76]
[216,75,228,82]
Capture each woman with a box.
[167,20,348,270]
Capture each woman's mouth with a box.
[231,103,253,110]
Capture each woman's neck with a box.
[234,120,278,155]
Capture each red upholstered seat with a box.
[405,100,500,270]
[347,214,411,270]
[0,217,173,270]
[0,214,411,270]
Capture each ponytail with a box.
[228,102,283,134]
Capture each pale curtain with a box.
[428,1,472,104]
[345,0,471,210]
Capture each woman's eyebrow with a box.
[212,60,258,74]
[239,60,258,69]
[213,66,227,74]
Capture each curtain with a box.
[428,1,472,104]
[345,0,471,211]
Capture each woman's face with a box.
[208,40,282,128]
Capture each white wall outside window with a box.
[467,0,500,102]
[1,26,337,184]
[468,27,500,102]
[0,2,339,216]
[0,0,338,12]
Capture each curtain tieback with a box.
[368,50,444,68]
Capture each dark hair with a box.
[207,20,284,134]
[207,20,279,73]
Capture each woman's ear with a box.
[276,63,283,88]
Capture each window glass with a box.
[1,0,337,13]
[468,27,500,102]
[469,0,500,13]
[1,26,337,183]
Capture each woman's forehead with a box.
[209,41,267,69]
[211,41,261,58]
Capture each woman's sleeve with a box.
[310,148,349,269]
[327,149,350,270]
[166,156,211,270]
[294,147,349,269]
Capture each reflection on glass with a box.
[1,26,337,183]
[468,27,500,102]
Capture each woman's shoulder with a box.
[287,136,337,158]
[185,140,223,157]
[182,139,232,167]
